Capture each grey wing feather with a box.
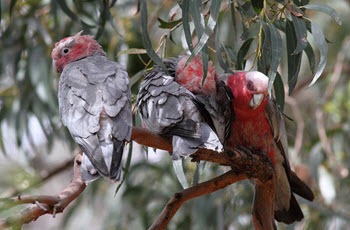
[59,55,132,183]
[265,98,290,170]
[195,80,234,144]
[265,98,314,223]
[137,65,222,159]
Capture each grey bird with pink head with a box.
[52,31,132,184]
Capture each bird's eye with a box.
[62,48,70,55]
[246,80,254,91]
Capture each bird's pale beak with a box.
[249,93,264,109]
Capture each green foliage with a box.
[1,0,350,229]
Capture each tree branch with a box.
[132,129,276,230]
[0,154,86,230]
[148,170,248,230]
[1,127,276,230]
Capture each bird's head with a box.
[222,71,268,116]
[175,55,218,95]
[51,31,106,73]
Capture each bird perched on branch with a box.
[52,31,132,184]
[137,55,231,160]
[221,71,314,224]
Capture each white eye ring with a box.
[61,48,71,55]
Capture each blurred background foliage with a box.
[0,0,350,229]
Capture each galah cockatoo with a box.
[222,71,314,224]
[137,55,231,159]
[52,31,132,184]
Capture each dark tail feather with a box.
[274,194,304,224]
[109,139,125,182]
[290,171,314,201]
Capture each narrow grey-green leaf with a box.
[293,0,309,6]
[140,0,168,73]
[222,44,236,64]
[115,141,133,195]
[258,20,271,74]
[251,0,264,14]
[235,38,254,70]
[291,14,307,54]
[201,50,209,85]
[129,69,147,87]
[309,21,327,87]
[273,20,286,31]
[177,0,193,51]
[110,0,118,7]
[172,160,189,189]
[303,3,342,25]
[9,0,17,17]
[95,0,108,40]
[285,19,302,94]
[267,22,282,96]
[55,0,94,28]
[273,72,285,112]
[230,0,237,31]
[106,9,124,39]
[304,42,316,74]
[215,25,233,73]
[187,0,221,83]
[158,17,182,29]
[187,0,207,70]
[237,2,250,40]
[117,48,147,56]
[192,161,206,186]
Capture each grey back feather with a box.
[137,63,222,159]
[58,55,132,183]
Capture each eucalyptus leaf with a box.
[235,38,254,70]
[237,2,250,40]
[309,22,328,87]
[187,0,221,84]
[95,0,108,40]
[117,48,147,56]
[222,44,236,64]
[267,22,282,95]
[285,20,302,95]
[172,160,189,189]
[304,42,316,74]
[303,3,342,25]
[230,0,237,31]
[293,0,310,6]
[9,0,17,17]
[158,18,182,29]
[55,0,94,28]
[177,0,193,52]
[115,141,133,195]
[251,0,264,14]
[215,26,233,73]
[140,0,168,73]
[291,14,307,54]
[129,69,147,87]
[192,161,206,186]
[273,72,285,112]
[258,21,271,74]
